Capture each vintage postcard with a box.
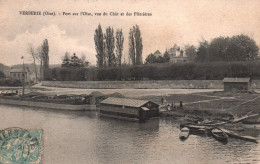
[0,0,260,163]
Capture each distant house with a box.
[10,68,36,83]
[167,46,189,63]
[223,78,251,92]
[99,97,159,122]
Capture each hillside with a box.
[0,63,10,76]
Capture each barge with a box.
[99,97,159,122]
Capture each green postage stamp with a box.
[0,127,43,164]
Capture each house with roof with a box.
[223,78,251,92]
[99,97,159,122]
[167,45,189,63]
[10,67,36,84]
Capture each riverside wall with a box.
[42,80,260,89]
[0,98,96,111]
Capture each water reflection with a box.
[0,105,259,164]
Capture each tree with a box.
[145,53,157,64]
[184,45,197,61]
[81,54,90,67]
[196,40,209,62]
[163,51,170,62]
[61,52,70,67]
[36,46,43,81]
[227,35,259,61]
[208,36,230,61]
[116,28,124,67]
[36,39,49,81]
[105,27,116,67]
[70,53,83,67]
[42,39,49,68]
[134,25,143,65]
[94,24,105,68]
[28,44,38,83]
[0,70,5,78]
[128,25,143,65]
[128,28,136,65]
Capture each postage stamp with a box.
[0,127,43,164]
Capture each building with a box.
[10,68,36,83]
[99,97,159,122]
[167,45,189,63]
[223,78,251,92]
[170,56,189,63]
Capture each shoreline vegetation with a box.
[44,61,260,81]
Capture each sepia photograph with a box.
[0,0,260,163]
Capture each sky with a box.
[0,0,259,66]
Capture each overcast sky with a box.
[0,0,259,66]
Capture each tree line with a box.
[44,61,260,81]
[94,24,143,68]
[144,34,259,64]
[195,35,259,62]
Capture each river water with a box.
[0,105,260,164]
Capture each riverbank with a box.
[42,80,260,89]
[1,84,260,124]
[0,97,96,111]
[141,91,260,120]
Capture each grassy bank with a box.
[141,91,260,118]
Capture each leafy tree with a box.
[70,53,83,67]
[116,28,124,67]
[208,36,230,61]
[105,27,116,67]
[227,35,259,61]
[196,40,209,62]
[42,39,49,68]
[0,70,5,78]
[61,52,70,67]
[163,51,170,62]
[134,25,143,65]
[145,53,157,64]
[184,45,197,61]
[128,28,136,65]
[128,25,143,65]
[94,24,105,68]
[36,39,49,81]
[28,44,38,83]
[81,54,90,67]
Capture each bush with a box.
[44,61,260,81]
[0,79,22,86]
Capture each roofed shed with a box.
[223,78,251,92]
[99,97,159,122]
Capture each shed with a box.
[99,97,159,122]
[223,78,251,92]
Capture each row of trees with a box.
[94,25,124,68]
[28,39,49,83]
[94,24,143,68]
[44,61,260,81]
[189,34,259,62]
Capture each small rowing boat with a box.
[211,128,228,143]
[179,127,190,140]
